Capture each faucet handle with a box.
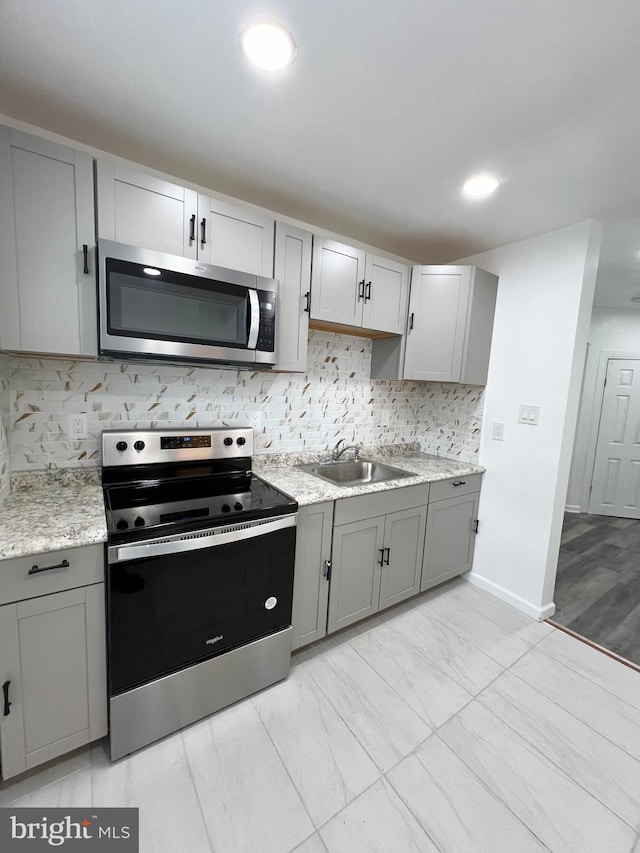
[332,438,345,460]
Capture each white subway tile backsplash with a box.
[7,331,483,471]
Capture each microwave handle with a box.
[247,289,260,349]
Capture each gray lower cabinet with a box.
[328,485,429,634]
[421,476,481,591]
[0,545,107,780]
[291,502,333,650]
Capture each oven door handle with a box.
[109,514,296,564]
[247,289,260,350]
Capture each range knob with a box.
[221,504,231,513]
[116,519,129,530]
[134,516,145,527]
[133,440,145,452]
[223,437,234,447]
[236,436,246,446]
[234,502,243,511]
[116,441,128,452]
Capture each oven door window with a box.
[106,260,250,349]
[108,525,295,695]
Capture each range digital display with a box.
[160,435,212,450]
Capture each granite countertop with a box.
[253,451,484,506]
[0,471,107,561]
[0,450,484,561]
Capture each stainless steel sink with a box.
[296,458,414,486]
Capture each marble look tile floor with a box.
[553,512,640,666]
[2,577,640,853]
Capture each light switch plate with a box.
[492,422,505,440]
[518,404,540,425]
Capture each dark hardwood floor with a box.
[552,512,640,666]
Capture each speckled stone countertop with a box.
[0,448,484,560]
[0,470,107,560]
[253,449,484,506]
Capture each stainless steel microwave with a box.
[98,240,278,367]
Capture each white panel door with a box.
[198,196,274,276]
[362,254,409,335]
[590,358,640,518]
[96,161,198,258]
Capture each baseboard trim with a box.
[565,505,581,514]
[466,573,556,621]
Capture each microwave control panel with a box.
[257,290,276,352]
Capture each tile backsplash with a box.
[0,352,10,499]
[7,331,484,471]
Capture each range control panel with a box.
[102,428,254,467]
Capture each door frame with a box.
[580,349,640,513]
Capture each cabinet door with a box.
[0,584,107,781]
[96,161,198,258]
[274,222,311,372]
[327,516,384,634]
[291,502,333,650]
[378,505,427,611]
[198,196,274,276]
[362,254,409,335]
[403,266,471,382]
[310,238,366,326]
[421,493,479,592]
[0,128,96,355]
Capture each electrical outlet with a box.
[69,413,87,439]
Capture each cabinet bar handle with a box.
[365,281,372,302]
[304,291,311,313]
[473,519,479,533]
[189,214,196,242]
[384,547,390,565]
[358,280,365,301]
[28,558,70,576]
[379,548,385,567]
[452,480,466,487]
[323,559,332,581]
[82,244,89,275]
[200,218,207,245]
[2,680,10,717]
[409,312,414,331]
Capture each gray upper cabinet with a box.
[197,196,274,277]
[403,265,498,384]
[273,222,312,372]
[311,238,409,335]
[0,127,97,356]
[96,161,198,258]
[291,502,333,650]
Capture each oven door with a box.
[98,240,277,365]
[106,514,296,696]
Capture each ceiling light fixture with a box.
[240,22,296,71]
[462,173,500,200]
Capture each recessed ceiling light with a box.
[240,22,296,71]
[462,173,500,199]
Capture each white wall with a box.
[457,221,602,619]
[566,308,640,511]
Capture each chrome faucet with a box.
[331,439,360,462]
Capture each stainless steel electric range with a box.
[101,427,297,760]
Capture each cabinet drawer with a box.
[334,484,429,526]
[0,544,104,606]
[428,474,482,503]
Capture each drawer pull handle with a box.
[323,559,332,581]
[452,480,466,487]
[384,547,390,565]
[29,559,70,576]
[2,680,10,717]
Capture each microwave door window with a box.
[108,273,249,348]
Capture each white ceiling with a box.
[1,0,639,305]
